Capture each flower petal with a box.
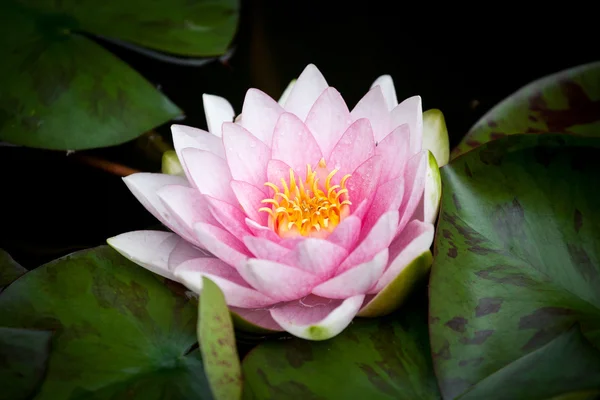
[327,118,375,178]
[107,230,180,280]
[371,220,434,293]
[202,94,234,137]
[205,195,250,239]
[230,307,284,333]
[271,113,323,178]
[171,124,225,160]
[286,239,348,278]
[245,218,281,242]
[123,173,192,239]
[239,88,285,146]
[424,150,442,224]
[304,87,352,159]
[375,123,411,183]
[239,259,321,301]
[270,294,364,341]
[222,122,270,189]
[174,258,277,308]
[345,156,382,216]
[370,75,398,111]
[277,79,296,107]
[231,180,268,225]
[243,236,289,260]
[157,184,218,242]
[337,210,399,274]
[283,64,328,122]
[350,86,391,142]
[422,109,450,167]
[390,95,423,154]
[327,215,362,250]
[360,177,404,239]
[180,148,237,204]
[194,222,250,269]
[168,239,212,271]
[398,150,428,233]
[312,249,388,299]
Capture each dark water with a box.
[1,1,597,268]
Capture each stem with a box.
[72,154,141,177]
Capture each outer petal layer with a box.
[202,94,234,136]
[283,64,328,122]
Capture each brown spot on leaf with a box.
[445,317,468,333]
[285,340,314,368]
[468,245,500,255]
[443,229,453,239]
[459,330,494,345]
[487,120,498,127]
[444,212,488,249]
[490,132,507,141]
[521,329,562,352]
[458,357,484,367]
[359,364,398,397]
[568,244,598,281]
[518,307,575,330]
[476,265,536,287]
[528,115,538,122]
[464,163,473,178]
[492,198,527,250]
[433,340,451,360]
[452,193,462,211]
[475,298,503,317]
[574,209,583,233]
[447,246,458,258]
[429,316,440,324]
[466,140,480,149]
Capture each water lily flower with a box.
[108,64,448,340]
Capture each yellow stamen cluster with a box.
[259,160,352,238]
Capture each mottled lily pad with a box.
[0,246,212,399]
[242,293,440,400]
[0,0,239,150]
[452,61,600,159]
[429,134,600,399]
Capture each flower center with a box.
[259,159,352,238]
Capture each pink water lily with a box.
[108,64,448,340]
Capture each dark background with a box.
[1,1,597,268]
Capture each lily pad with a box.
[242,293,440,399]
[429,134,600,399]
[0,248,27,291]
[0,0,239,150]
[452,61,600,159]
[0,327,52,400]
[0,246,212,399]
[198,277,242,400]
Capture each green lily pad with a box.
[242,293,440,400]
[0,327,52,400]
[0,0,239,150]
[452,61,600,159]
[0,246,212,399]
[198,277,242,400]
[429,134,600,399]
[0,248,27,291]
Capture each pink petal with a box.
[174,258,277,308]
[222,122,270,189]
[202,94,234,137]
[194,222,250,269]
[204,195,250,239]
[327,216,362,250]
[390,96,423,154]
[171,124,225,161]
[312,249,388,299]
[239,259,321,301]
[230,307,284,332]
[123,173,192,240]
[327,118,375,178]
[270,294,364,340]
[238,88,284,146]
[283,64,329,122]
[371,220,434,293]
[107,231,180,280]
[168,239,212,271]
[345,156,382,214]
[337,211,399,274]
[304,87,352,159]
[360,177,404,241]
[398,150,427,233]
[375,124,411,184]
[180,148,237,205]
[350,86,391,142]
[157,184,218,242]
[230,180,268,225]
[370,75,398,111]
[245,219,281,242]
[266,159,292,189]
[286,239,348,278]
[243,236,290,260]
[271,113,323,179]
